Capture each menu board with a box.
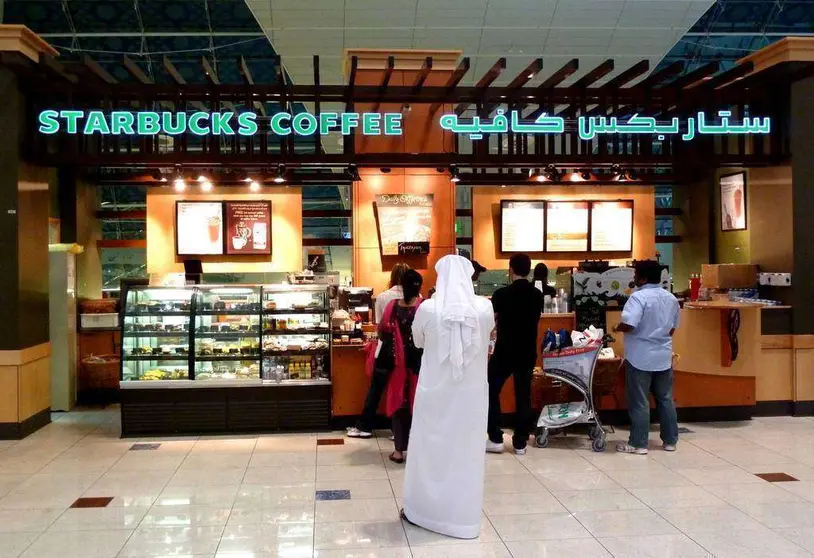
[176,201,224,256]
[546,201,589,252]
[375,194,433,256]
[591,201,634,252]
[500,201,545,252]
[224,201,272,255]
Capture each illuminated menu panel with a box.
[546,201,589,252]
[500,201,545,252]
[591,201,634,252]
[375,194,434,256]
[176,201,224,256]
[224,201,272,255]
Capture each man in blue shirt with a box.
[614,260,680,455]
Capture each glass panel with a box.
[656,216,674,236]
[121,287,194,382]
[101,248,146,293]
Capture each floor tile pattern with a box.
[2,410,814,556]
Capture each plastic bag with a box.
[538,401,587,427]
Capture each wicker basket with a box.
[81,354,120,390]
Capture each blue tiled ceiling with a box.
[658,0,814,75]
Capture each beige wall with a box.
[472,185,656,270]
[672,175,711,291]
[75,179,102,299]
[146,187,302,275]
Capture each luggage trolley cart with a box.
[535,342,608,452]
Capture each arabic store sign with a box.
[37,109,770,142]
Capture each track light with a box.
[580,171,591,180]
[273,164,286,184]
[248,180,260,192]
[380,167,391,174]
[610,164,622,178]
[173,177,185,192]
[151,169,166,182]
[543,164,560,181]
[197,175,208,183]
[200,179,213,192]
[346,164,361,182]
[449,165,460,183]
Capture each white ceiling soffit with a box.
[245,0,714,87]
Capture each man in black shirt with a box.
[487,253,544,455]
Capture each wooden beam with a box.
[603,60,649,89]
[573,59,614,88]
[506,58,544,90]
[123,55,151,84]
[540,59,579,89]
[662,61,720,89]
[379,55,395,93]
[163,56,186,84]
[411,56,432,92]
[690,61,754,91]
[40,55,78,85]
[81,54,117,84]
[238,55,253,85]
[345,55,358,112]
[201,56,219,85]
[636,61,684,89]
[455,58,507,116]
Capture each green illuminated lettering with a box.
[383,113,402,135]
[38,110,59,134]
[162,112,187,135]
[137,111,161,135]
[292,113,317,135]
[211,112,235,135]
[59,110,84,134]
[237,112,257,136]
[362,113,382,135]
[341,112,360,135]
[270,113,291,136]
[188,112,210,135]
[110,112,135,135]
[83,111,110,135]
[319,112,338,135]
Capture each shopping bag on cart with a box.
[538,401,587,428]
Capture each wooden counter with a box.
[330,314,577,420]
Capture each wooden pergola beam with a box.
[573,59,614,88]
[603,60,649,89]
[411,56,433,92]
[81,54,117,84]
[201,56,219,85]
[123,56,151,84]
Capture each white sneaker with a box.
[663,443,677,452]
[486,440,505,454]
[346,427,372,439]
[514,447,527,456]
[616,442,648,455]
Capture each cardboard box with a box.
[701,264,758,289]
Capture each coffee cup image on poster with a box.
[176,201,224,255]
[374,194,433,256]
[224,201,271,255]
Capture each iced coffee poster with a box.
[224,201,272,255]
[176,201,224,255]
[374,194,433,256]
[721,172,747,231]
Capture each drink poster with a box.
[546,201,589,252]
[591,201,634,251]
[720,172,747,231]
[374,194,433,256]
[224,201,272,255]
[500,200,545,252]
[176,201,224,255]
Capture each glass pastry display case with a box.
[261,285,331,384]
[121,287,193,382]
[193,286,261,382]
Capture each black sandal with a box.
[400,508,417,526]
[389,452,405,464]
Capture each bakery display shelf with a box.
[195,310,261,316]
[263,308,329,315]
[195,354,261,361]
[127,311,191,317]
[262,378,331,387]
[123,331,190,338]
[263,328,331,336]
[194,331,261,338]
[262,349,329,357]
[123,354,190,361]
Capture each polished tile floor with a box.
[3,410,814,557]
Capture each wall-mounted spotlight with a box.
[200,180,213,192]
[449,165,460,183]
[580,170,592,181]
[346,164,361,182]
[248,179,261,192]
[173,177,185,192]
[273,164,286,184]
[543,164,560,181]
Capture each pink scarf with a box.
[379,299,422,417]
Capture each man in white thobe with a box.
[401,255,495,539]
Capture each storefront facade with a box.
[0,25,812,437]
